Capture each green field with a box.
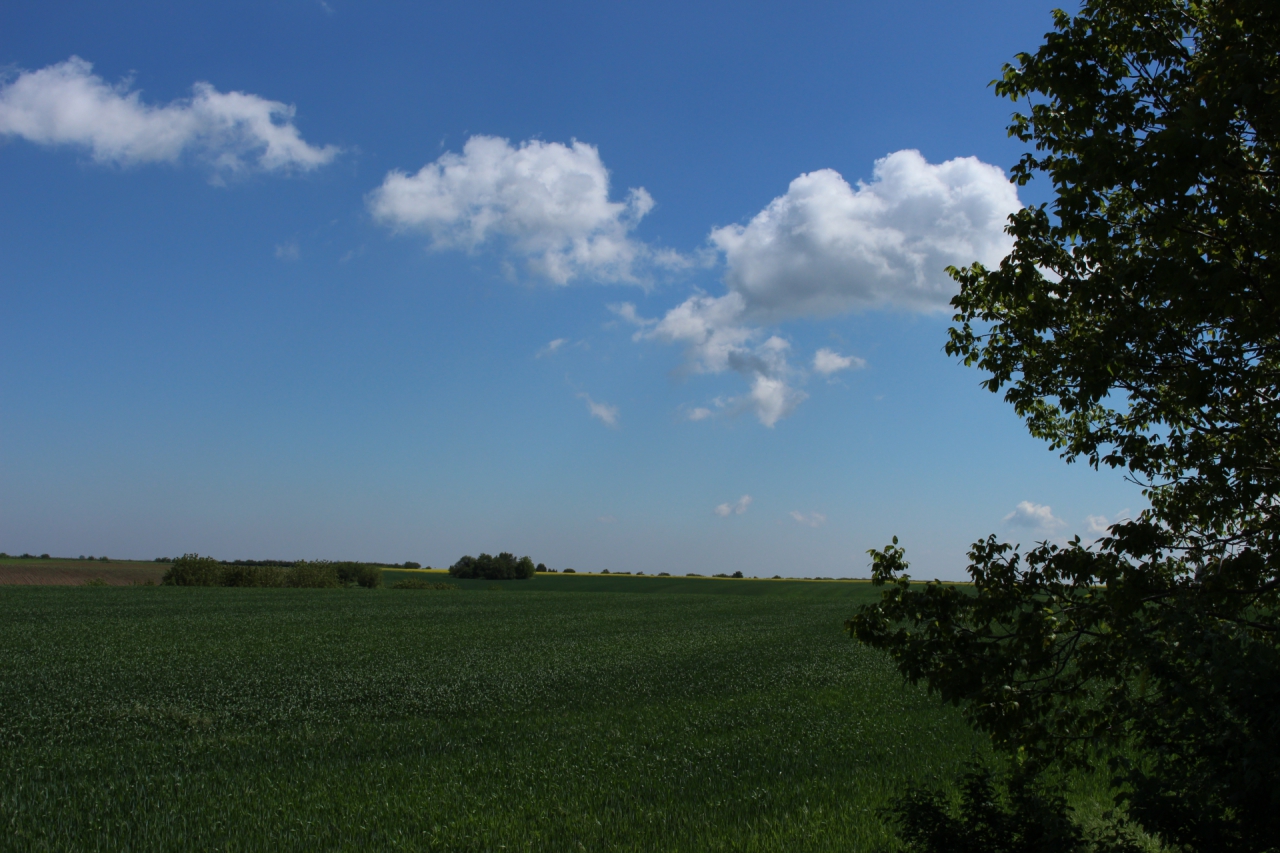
[0,577,990,851]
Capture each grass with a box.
[0,581,990,851]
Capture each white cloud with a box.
[578,393,619,427]
[275,242,300,261]
[615,295,806,427]
[618,150,1018,427]
[0,57,338,173]
[813,348,864,375]
[1004,501,1065,531]
[686,407,714,421]
[714,495,752,517]
[369,135,673,284]
[709,150,1020,321]
[536,338,568,358]
[1086,509,1131,536]
[790,510,827,528]
[597,515,617,524]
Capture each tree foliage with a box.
[448,552,537,580]
[849,2,1280,851]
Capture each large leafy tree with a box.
[849,1,1279,850]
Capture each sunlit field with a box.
[0,576,988,851]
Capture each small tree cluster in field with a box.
[448,552,535,580]
[160,555,382,588]
[562,568,575,573]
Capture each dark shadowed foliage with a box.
[448,553,536,580]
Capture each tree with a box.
[849,2,1280,850]
[448,552,537,580]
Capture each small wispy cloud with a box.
[790,510,827,528]
[1086,508,1131,536]
[597,515,617,524]
[1004,501,1065,531]
[579,393,619,427]
[536,338,568,358]
[275,241,300,261]
[686,407,713,421]
[715,494,752,517]
[812,348,864,376]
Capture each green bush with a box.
[563,568,575,573]
[285,563,341,589]
[162,554,223,586]
[221,564,286,588]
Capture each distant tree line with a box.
[448,553,536,580]
[161,555,383,588]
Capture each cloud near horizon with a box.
[369,135,688,284]
[0,57,338,174]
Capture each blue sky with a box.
[0,0,1141,577]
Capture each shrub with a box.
[658,572,670,577]
[99,556,109,562]
[402,561,421,569]
[162,554,223,586]
[221,564,286,588]
[285,562,341,589]
[563,568,575,574]
[40,554,50,560]
[536,563,547,572]
[686,573,704,577]
[448,553,536,580]
[731,571,743,578]
[601,569,610,574]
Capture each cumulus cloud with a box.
[579,393,619,426]
[790,510,827,528]
[614,295,807,427]
[0,57,338,173]
[619,150,1018,426]
[710,150,1020,320]
[1004,501,1065,531]
[274,242,300,261]
[813,348,864,375]
[369,135,678,284]
[715,495,752,517]
[536,338,568,358]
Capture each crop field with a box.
[0,557,169,587]
[0,577,990,851]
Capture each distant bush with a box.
[601,569,610,574]
[732,571,743,579]
[713,573,730,578]
[221,564,286,588]
[99,556,109,562]
[563,568,575,573]
[536,563,547,572]
[154,557,170,563]
[40,554,50,560]
[162,554,223,586]
[402,561,421,569]
[658,572,670,577]
[686,573,704,577]
[285,562,341,588]
[0,553,9,559]
[391,579,458,590]
[448,552,535,580]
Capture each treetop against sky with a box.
[0,1,1140,577]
